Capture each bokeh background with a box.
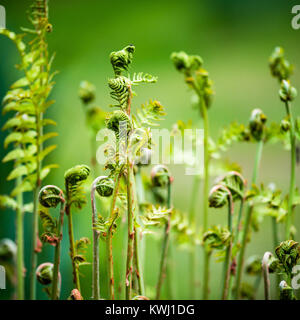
[0,0,299,300]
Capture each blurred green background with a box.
[0,0,299,300]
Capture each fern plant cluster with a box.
[0,0,299,301]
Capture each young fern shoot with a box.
[235,109,267,298]
[269,47,298,239]
[171,51,214,299]
[38,185,65,300]
[64,164,91,293]
[151,165,173,299]
[208,184,234,300]
[107,45,163,300]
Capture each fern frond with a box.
[108,76,131,109]
[110,45,135,76]
[131,72,157,85]
[133,100,166,128]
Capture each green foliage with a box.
[133,100,166,128]
[39,209,59,245]
[139,204,171,233]
[203,225,231,253]
[74,237,91,266]
[0,2,57,200]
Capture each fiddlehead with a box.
[106,110,132,138]
[279,80,297,102]
[151,165,171,188]
[64,165,90,208]
[38,185,65,300]
[64,164,90,292]
[110,45,135,76]
[275,240,300,277]
[39,185,64,209]
[78,80,96,105]
[279,280,296,300]
[95,177,115,197]
[36,262,53,286]
[249,109,267,142]
[269,46,293,82]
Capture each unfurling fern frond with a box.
[140,204,171,232]
[133,100,166,128]
[74,237,91,266]
[108,76,131,109]
[64,165,90,209]
[39,209,58,245]
[203,225,231,251]
[106,110,132,139]
[131,73,157,85]
[110,45,135,76]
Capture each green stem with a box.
[202,98,211,300]
[285,101,296,239]
[262,252,272,300]
[16,176,24,300]
[107,171,122,300]
[91,177,102,300]
[66,202,80,291]
[189,175,201,299]
[29,176,40,300]
[227,198,245,299]
[51,201,64,300]
[234,140,264,299]
[156,181,172,299]
[125,160,136,300]
[134,226,145,296]
[222,193,233,300]
[271,217,280,297]
[135,167,146,272]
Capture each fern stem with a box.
[16,176,24,300]
[91,176,103,300]
[66,202,80,291]
[125,160,136,300]
[228,198,245,299]
[135,168,146,267]
[222,194,233,300]
[202,98,211,300]
[262,252,272,300]
[107,171,122,300]
[156,181,172,299]
[134,226,145,296]
[134,168,146,296]
[285,101,296,239]
[51,200,64,300]
[29,179,40,300]
[234,139,264,299]
[189,174,201,299]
